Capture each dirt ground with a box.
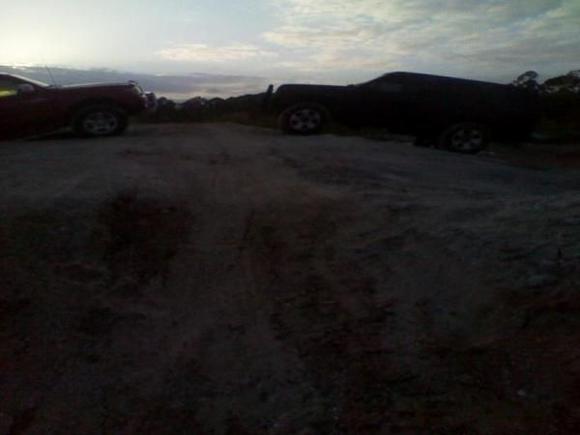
[1,123,580,434]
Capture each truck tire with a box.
[279,104,326,135]
[73,105,128,138]
[438,123,489,154]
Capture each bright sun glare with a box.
[0,36,72,66]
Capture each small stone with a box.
[561,217,580,226]
[0,413,13,434]
[538,260,560,274]
[527,274,558,289]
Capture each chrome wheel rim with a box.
[288,108,322,133]
[450,128,484,152]
[83,111,119,135]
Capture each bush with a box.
[140,92,271,125]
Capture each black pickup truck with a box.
[264,72,540,153]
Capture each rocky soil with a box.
[1,123,579,434]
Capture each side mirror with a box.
[17,84,36,95]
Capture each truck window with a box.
[369,82,404,93]
[0,78,19,99]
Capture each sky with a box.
[2,0,580,93]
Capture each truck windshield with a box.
[354,73,396,87]
[11,75,51,87]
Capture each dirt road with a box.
[1,124,579,434]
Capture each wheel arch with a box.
[68,98,128,123]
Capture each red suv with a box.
[0,73,155,140]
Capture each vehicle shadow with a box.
[29,131,78,141]
[27,125,158,142]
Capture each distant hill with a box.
[0,65,271,100]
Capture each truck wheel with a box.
[73,105,128,137]
[279,104,326,135]
[438,123,489,154]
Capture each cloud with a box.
[262,0,580,80]
[157,44,277,63]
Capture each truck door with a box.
[0,77,55,140]
[357,79,407,129]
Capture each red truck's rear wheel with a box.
[73,105,128,137]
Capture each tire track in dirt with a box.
[109,126,331,433]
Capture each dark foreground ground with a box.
[1,124,580,434]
